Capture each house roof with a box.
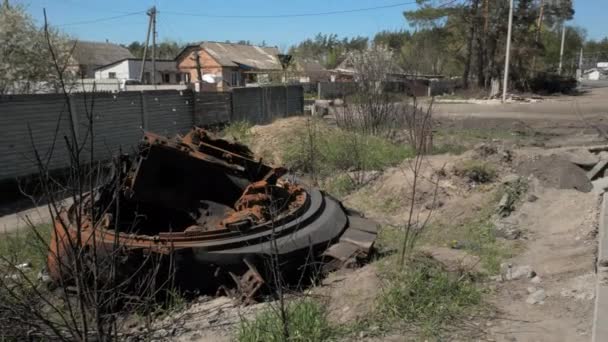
[292,60,328,81]
[176,42,281,70]
[94,58,176,71]
[71,41,134,66]
[333,50,405,75]
[296,60,325,73]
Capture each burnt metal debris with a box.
[48,127,378,302]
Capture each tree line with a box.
[288,0,606,91]
[2,0,607,94]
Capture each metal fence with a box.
[0,85,303,181]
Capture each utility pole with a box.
[502,0,514,103]
[190,51,203,92]
[483,0,489,33]
[558,22,566,75]
[151,6,157,86]
[139,8,153,83]
[530,0,545,75]
[577,47,584,79]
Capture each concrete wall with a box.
[0,86,303,181]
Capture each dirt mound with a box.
[517,155,592,192]
[248,116,330,166]
[344,154,463,225]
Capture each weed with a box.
[376,255,482,338]
[454,160,497,183]
[322,173,357,198]
[237,299,334,342]
[283,127,412,178]
[496,177,529,217]
[419,189,520,275]
[222,121,253,144]
[0,223,52,275]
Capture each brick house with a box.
[175,42,282,91]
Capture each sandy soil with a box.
[485,184,598,342]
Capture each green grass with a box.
[237,299,335,342]
[375,256,483,338]
[0,223,52,276]
[222,121,253,144]
[321,173,358,198]
[283,125,413,180]
[419,180,527,274]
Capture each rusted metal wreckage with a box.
[48,127,378,302]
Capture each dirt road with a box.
[434,82,608,121]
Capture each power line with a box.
[161,1,421,19]
[56,11,145,27]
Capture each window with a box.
[175,73,181,83]
[108,72,116,79]
[143,72,151,84]
[184,73,191,83]
[163,73,170,83]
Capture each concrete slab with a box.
[347,216,380,234]
[592,177,608,194]
[339,228,376,251]
[0,198,72,234]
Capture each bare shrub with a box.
[0,12,172,341]
[335,47,400,137]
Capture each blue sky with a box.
[17,0,608,48]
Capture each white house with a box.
[94,58,184,84]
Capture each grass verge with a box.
[375,255,483,339]
[222,121,253,144]
[0,223,52,275]
[237,299,334,342]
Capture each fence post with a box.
[68,94,80,141]
[317,82,322,100]
[140,92,149,130]
[285,85,289,117]
[229,91,234,122]
[187,90,196,126]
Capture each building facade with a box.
[95,59,182,84]
[175,42,282,91]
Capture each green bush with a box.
[377,257,482,337]
[237,299,334,342]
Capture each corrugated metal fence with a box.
[0,85,303,181]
